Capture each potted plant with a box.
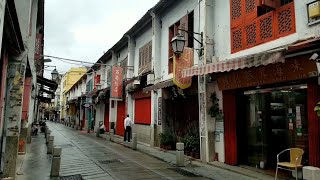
[189,133,200,159]
[159,132,175,150]
[182,134,192,156]
[314,101,320,118]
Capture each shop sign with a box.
[158,97,162,126]
[34,34,43,60]
[110,66,123,99]
[217,56,318,90]
[173,47,194,89]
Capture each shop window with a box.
[168,11,194,74]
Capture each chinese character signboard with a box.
[111,66,123,99]
[173,47,194,89]
[34,33,43,60]
[217,55,318,90]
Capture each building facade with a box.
[64,0,320,173]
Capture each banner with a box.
[111,66,123,99]
[173,47,194,89]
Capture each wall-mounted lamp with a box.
[171,28,203,56]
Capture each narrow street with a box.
[23,122,210,180]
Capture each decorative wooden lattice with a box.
[231,0,242,20]
[245,0,255,13]
[245,22,257,47]
[259,14,273,41]
[231,27,243,52]
[275,3,295,37]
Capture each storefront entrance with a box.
[237,85,309,168]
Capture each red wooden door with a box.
[104,103,110,132]
[116,101,125,136]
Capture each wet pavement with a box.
[16,122,211,180]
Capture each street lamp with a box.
[51,68,58,81]
[171,29,203,56]
[171,34,186,55]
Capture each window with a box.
[168,12,194,74]
[138,41,152,74]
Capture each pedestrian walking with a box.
[124,114,133,142]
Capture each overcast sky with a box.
[43,0,159,78]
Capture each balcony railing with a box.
[231,2,295,53]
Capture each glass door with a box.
[242,85,308,168]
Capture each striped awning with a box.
[182,50,285,78]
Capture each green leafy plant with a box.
[314,101,320,118]
[159,132,175,146]
[182,132,200,153]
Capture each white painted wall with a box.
[159,0,201,81]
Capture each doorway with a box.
[237,85,309,168]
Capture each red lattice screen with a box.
[230,2,295,53]
[245,21,258,48]
[245,0,257,20]
[230,0,243,28]
[231,27,244,53]
[274,2,296,38]
[258,13,274,43]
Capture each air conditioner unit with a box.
[147,74,155,85]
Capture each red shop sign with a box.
[111,66,123,99]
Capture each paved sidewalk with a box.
[95,132,283,180]
[16,130,57,180]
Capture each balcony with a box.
[231,2,295,53]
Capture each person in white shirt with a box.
[124,114,133,142]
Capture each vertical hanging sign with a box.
[110,66,123,100]
[0,0,6,58]
[34,33,43,60]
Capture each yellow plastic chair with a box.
[275,148,304,180]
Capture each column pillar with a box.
[3,52,27,177]
[198,0,216,163]
[149,11,161,147]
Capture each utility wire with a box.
[44,55,113,66]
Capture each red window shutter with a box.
[180,15,189,47]
[134,97,151,125]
